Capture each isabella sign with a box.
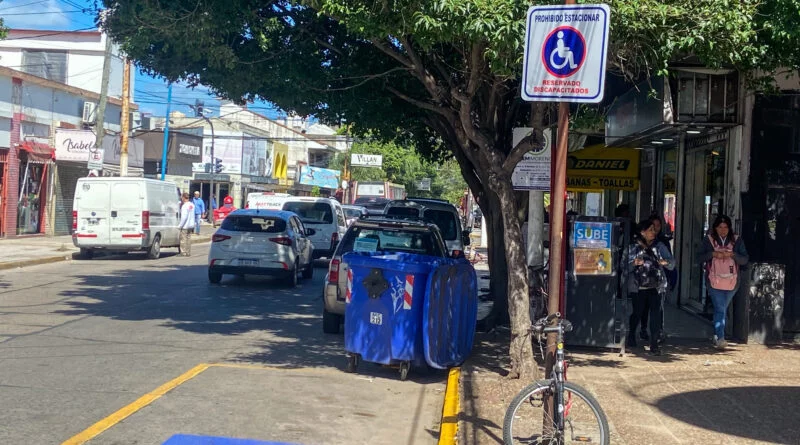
[54,129,143,167]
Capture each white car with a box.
[207,209,315,286]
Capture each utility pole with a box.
[93,32,113,171]
[119,58,131,176]
[160,83,173,180]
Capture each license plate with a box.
[87,219,99,226]
[239,259,258,266]
[370,312,383,325]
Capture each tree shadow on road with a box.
[53,264,349,370]
[655,386,800,444]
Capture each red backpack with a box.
[707,235,738,291]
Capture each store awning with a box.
[567,144,640,192]
[19,141,55,164]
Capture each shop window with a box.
[21,50,67,83]
[17,158,46,234]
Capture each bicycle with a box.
[503,312,610,445]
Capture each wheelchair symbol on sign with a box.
[542,26,586,78]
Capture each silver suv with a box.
[384,198,470,255]
[322,216,448,334]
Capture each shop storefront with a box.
[137,129,202,193]
[17,141,54,235]
[605,71,743,329]
[53,129,145,235]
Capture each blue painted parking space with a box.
[163,434,298,445]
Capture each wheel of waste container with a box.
[399,361,410,381]
[345,354,359,373]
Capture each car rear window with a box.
[386,206,420,218]
[344,208,363,218]
[282,201,333,224]
[424,209,458,240]
[221,215,286,233]
[339,226,444,256]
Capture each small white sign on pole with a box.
[350,154,383,168]
[521,4,611,103]
[87,147,104,171]
[512,128,551,191]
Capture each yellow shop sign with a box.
[567,144,640,191]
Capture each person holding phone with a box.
[625,219,675,356]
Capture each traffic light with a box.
[214,157,224,174]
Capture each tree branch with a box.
[372,38,413,68]
[386,86,454,119]
[502,103,546,173]
[309,67,409,92]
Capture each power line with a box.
[0,0,50,11]
[1,10,83,16]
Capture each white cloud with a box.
[0,0,81,30]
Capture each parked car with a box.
[72,177,181,259]
[281,197,347,259]
[207,209,315,286]
[212,195,237,226]
[353,196,390,215]
[342,205,367,226]
[322,216,449,334]
[383,198,470,256]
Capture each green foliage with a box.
[328,138,466,204]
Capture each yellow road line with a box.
[62,363,211,445]
[438,367,461,445]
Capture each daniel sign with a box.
[521,4,610,103]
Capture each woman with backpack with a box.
[626,219,675,355]
[698,215,749,349]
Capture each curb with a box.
[438,367,461,445]
[0,236,212,271]
[0,255,73,271]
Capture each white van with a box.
[72,177,182,259]
[246,192,292,210]
[280,197,347,259]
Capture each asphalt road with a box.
[0,244,445,445]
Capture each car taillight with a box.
[212,234,231,242]
[142,211,150,230]
[329,259,341,283]
[330,232,339,250]
[269,237,293,246]
[72,211,78,231]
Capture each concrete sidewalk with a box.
[460,333,800,444]
[0,227,213,270]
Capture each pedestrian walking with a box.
[698,214,749,349]
[626,219,674,356]
[639,213,676,343]
[179,192,195,256]
[192,191,205,235]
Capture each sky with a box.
[0,0,284,119]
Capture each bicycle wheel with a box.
[503,380,610,445]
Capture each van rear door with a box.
[109,181,145,246]
[74,180,111,244]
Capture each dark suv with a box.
[321,216,448,333]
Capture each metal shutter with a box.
[54,164,85,235]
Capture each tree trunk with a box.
[494,176,536,380]
[482,191,508,324]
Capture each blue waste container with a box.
[343,252,443,380]
[423,260,478,369]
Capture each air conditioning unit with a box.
[130,111,142,129]
[82,102,97,123]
